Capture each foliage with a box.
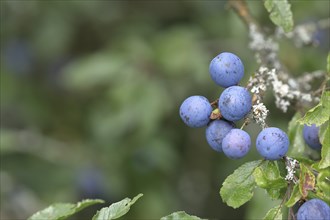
[253,161,287,200]
[319,122,330,169]
[287,113,305,157]
[161,211,204,220]
[264,0,293,32]
[1,0,329,220]
[299,164,315,198]
[297,91,330,126]
[220,160,262,208]
[285,185,300,207]
[28,199,104,220]
[92,194,143,220]
[263,205,282,220]
[28,195,143,220]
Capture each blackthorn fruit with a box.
[296,198,330,220]
[209,52,244,88]
[303,124,322,150]
[222,129,251,159]
[256,127,289,160]
[179,96,212,128]
[219,86,252,121]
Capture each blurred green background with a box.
[0,1,329,219]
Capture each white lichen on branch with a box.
[297,70,325,91]
[268,68,315,112]
[248,24,281,70]
[233,1,326,117]
[276,18,330,47]
[252,102,269,129]
[249,66,317,113]
[247,67,269,127]
[285,157,299,184]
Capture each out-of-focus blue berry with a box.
[303,124,322,150]
[3,39,34,75]
[256,127,289,160]
[222,129,251,159]
[219,86,252,121]
[297,198,330,220]
[76,167,106,199]
[209,52,244,88]
[205,119,235,152]
[179,96,212,128]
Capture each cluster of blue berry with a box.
[179,52,323,161]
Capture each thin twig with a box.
[227,0,255,26]
[210,99,219,107]
[240,118,250,129]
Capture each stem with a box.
[210,99,219,107]
[289,206,296,220]
[276,184,291,220]
[210,108,222,120]
[240,118,250,129]
[286,182,297,220]
[312,77,329,96]
[228,0,255,26]
[228,0,277,68]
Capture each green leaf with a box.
[296,157,316,166]
[285,184,301,207]
[160,211,204,220]
[263,205,282,220]
[28,199,104,220]
[319,122,330,169]
[287,113,305,157]
[92,194,143,220]
[307,189,330,204]
[299,164,316,198]
[253,168,268,188]
[316,168,330,201]
[297,91,330,126]
[267,188,286,201]
[264,0,294,33]
[253,161,287,199]
[220,160,263,208]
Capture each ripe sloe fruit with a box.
[256,127,289,160]
[222,129,251,159]
[209,52,244,88]
[303,124,322,150]
[219,86,252,121]
[179,96,212,128]
[296,198,330,220]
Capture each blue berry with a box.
[219,86,252,121]
[209,52,244,88]
[297,199,330,220]
[205,120,235,152]
[256,127,289,160]
[303,124,322,150]
[179,96,212,128]
[222,129,251,159]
